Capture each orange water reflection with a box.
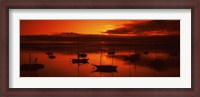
[20,49,180,77]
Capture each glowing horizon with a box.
[20,20,132,35]
[20,20,180,36]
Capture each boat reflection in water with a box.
[72,53,89,64]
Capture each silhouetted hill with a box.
[21,34,180,45]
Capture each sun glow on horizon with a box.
[20,20,131,35]
[20,20,179,36]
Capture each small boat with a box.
[46,51,53,55]
[77,53,87,58]
[72,39,89,64]
[123,53,141,61]
[92,35,118,73]
[21,63,44,71]
[108,51,115,55]
[72,58,89,64]
[48,55,56,59]
[92,64,117,72]
[20,54,44,71]
[107,49,115,55]
[93,67,117,73]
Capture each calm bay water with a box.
[20,44,180,77]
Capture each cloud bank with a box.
[103,20,180,36]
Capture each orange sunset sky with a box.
[20,20,180,36]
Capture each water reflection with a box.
[20,44,180,77]
[20,53,45,77]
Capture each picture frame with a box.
[0,0,199,97]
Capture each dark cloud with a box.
[104,20,180,36]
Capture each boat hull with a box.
[20,64,44,71]
[72,58,89,64]
[48,55,56,59]
[93,65,117,72]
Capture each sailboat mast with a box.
[155,47,156,64]
[155,52,156,61]
[29,53,31,64]
[77,36,79,56]
[100,37,103,66]
[77,54,79,77]
[111,54,114,66]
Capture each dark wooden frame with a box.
[0,0,199,97]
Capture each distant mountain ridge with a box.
[21,33,180,45]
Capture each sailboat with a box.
[92,64,117,72]
[92,34,117,72]
[72,53,89,64]
[21,53,44,71]
[72,57,89,64]
[72,38,89,64]
[46,49,56,59]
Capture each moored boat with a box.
[72,58,89,64]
